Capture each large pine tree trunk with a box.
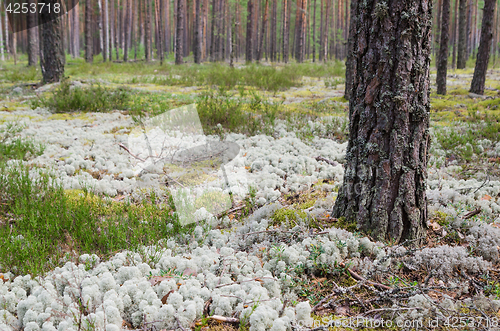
[457,0,467,68]
[175,0,184,64]
[470,0,496,94]
[332,0,432,244]
[85,0,93,62]
[437,0,450,95]
[27,0,39,66]
[40,0,65,83]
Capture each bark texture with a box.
[40,0,65,83]
[332,0,432,244]
[246,0,254,62]
[470,0,496,95]
[457,0,467,68]
[437,0,450,95]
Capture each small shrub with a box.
[31,79,131,113]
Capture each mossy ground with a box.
[1,56,500,330]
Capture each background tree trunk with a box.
[146,0,152,61]
[457,0,467,68]
[85,0,93,62]
[175,0,184,64]
[312,0,316,62]
[246,0,254,61]
[332,0,432,244]
[258,0,269,61]
[194,0,202,63]
[344,0,356,100]
[40,0,65,83]
[470,0,497,94]
[437,0,450,95]
[27,0,39,66]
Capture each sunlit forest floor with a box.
[0,56,500,330]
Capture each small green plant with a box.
[0,122,44,163]
[31,79,131,113]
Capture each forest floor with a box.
[0,58,500,330]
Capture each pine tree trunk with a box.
[123,0,129,61]
[4,9,10,57]
[283,0,290,62]
[155,0,164,64]
[451,0,458,69]
[85,0,93,62]
[344,0,356,100]
[246,0,254,61]
[146,0,152,61]
[457,0,467,68]
[27,0,39,66]
[470,0,496,94]
[435,0,442,57]
[322,0,329,61]
[332,0,432,245]
[257,0,269,61]
[175,0,184,64]
[40,0,65,83]
[437,0,450,95]
[194,0,202,63]
[312,0,317,62]
[0,9,4,61]
[319,0,323,61]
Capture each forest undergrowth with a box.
[0,58,500,330]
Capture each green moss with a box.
[335,216,358,232]
[271,208,307,227]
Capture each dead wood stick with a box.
[118,143,146,162]
[462,208,481,220]
[315,156,338,166]
[216,204,246,218]
[340,263,393,291]
[361,307,421,317]
[215,277,277,288]
[209,315,239,323]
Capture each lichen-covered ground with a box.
[0,60,500,331]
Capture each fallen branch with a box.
[339,263,393,291]
[118,143,146,162]
[315,156,339,167]
[361,307,421,317]
[215,277,277,288]
[209,315,239,323]
[216,204,246,218]
[462,208,481,220]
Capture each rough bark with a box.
[437,0,450,95]
[175,0,184,64]
[470,0,497,94]
[332,0,432,245]
[40,0,65,83]
[27,0,39,66]
[344,0,356,100]
[85,0,93,62]
[457,0,467,68]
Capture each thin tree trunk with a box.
[123,0,130,61]
[175,0,184,64]
[470,0,497,94]
[246,0,254,61]
[257,0,269,61]
[312,0,317,62]
[457,0,467,68]
[322,0,329,61]
[451,0,458,69]
[333,0,432,245]
[146,0,152,61]
[155,0,164,64]
[27,0,38,66]
[283,0,290,62]
[98,0,104,59]
[344,0,356,100]
[437,0,451,95]
[4,8,9,57]
[40,0,65,83]
[193,0,202,63]
[0,9,4,61]
[85,0,93,62]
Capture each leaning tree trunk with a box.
[27,0,39,66]
[457,0,467,68]
[40,0,65,83]
[470,0,497,94]
[437,0,450,95]
[332,0,432,244]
